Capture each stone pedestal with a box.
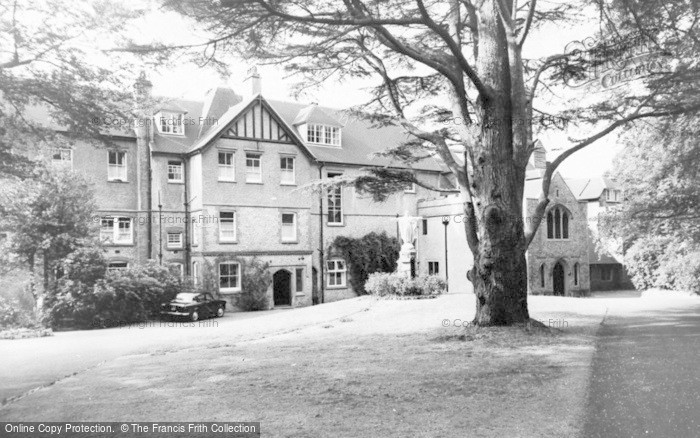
[397,243,416,277]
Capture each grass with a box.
[0,295,606,437]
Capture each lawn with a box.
[0,294,606,437]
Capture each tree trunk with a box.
[469,0,530,325]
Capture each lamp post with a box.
[441,216,450,293]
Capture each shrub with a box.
[365,273,446,297]
[657,251,700,294]
[332,232,400,295]
[236,258,273,311]
[624,236,669,290]
[46,259,183,329]
[201,256,273,311]
[0,296,23,328]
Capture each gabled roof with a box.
[187,94,316,161]
[292,104,342,126]
[14,86,448,172]
[18,102,135,139]
[197,87,242,139]
[565,177,620,201]
[268,99,444,172]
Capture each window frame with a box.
[601,266,613,281]
[280,156,296,185]
[281,212,298,243]
[219,261,242,293]
[295,268,304,292]
[167,160,184,183]
[218,211,237,243]
[539,263,546,288]
[157,111,185,136]
[245,152,263,183]
[100,216,133,245]
[51,147,73,169]
[326,171,344,226]
[428,261,439,275]
[218,151,236,182]
[192,261,200,285]
[574,262,580,286]
[546,206,570,240]
[307,124,341,147]
[107,150,127,182]
[326,258,347,288]
[166,232,183,249]
[107,261,129,272]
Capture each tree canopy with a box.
[148,0,700,324]
[0,0,140,178]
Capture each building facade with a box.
[40,72,446,310]
[35,73,632,307]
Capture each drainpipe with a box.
[183,155,191,275]
[318,163,325,304]
[158,190,163,265]
[146,142,153,260]
[442,216,450,292]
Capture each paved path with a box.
[583,294,700,438]
[0,297,374,403]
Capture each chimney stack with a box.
[133,70,153,109]
[245,66,262,95]
[532,140,547,170]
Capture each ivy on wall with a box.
[201,256,273,311]
[331,231,400,295]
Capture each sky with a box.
[125,0,626,179]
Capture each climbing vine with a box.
[331,232,400,295]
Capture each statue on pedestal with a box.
[394,212,422,277]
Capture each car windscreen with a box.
[173,293,199,303]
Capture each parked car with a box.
[160,292,226,322]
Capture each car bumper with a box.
[160,311,190,317]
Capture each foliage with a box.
[46,260,183,329]
[0,296,26,328]
[238,257,273,311]
[623,236,700,294]
[0,0,141,178]
[332,232,400,295]
[202,256,273,311]
[157,0,700,324]
[623,236,671,290]
[600,115,700,294]
[0,167,100,305]
[365,273,446,297]
[600,115,700,245]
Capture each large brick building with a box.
[40,72,446,309]
[34,72,630,307]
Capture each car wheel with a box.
[216,306,225,317]
[190,311,199,322]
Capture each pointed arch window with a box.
[539,264,546,288]
[547,206,569,239]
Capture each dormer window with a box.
[157,111,185,135]
[307,124,341,146]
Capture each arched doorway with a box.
[273,270,292,306]
[553,262,565,296]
